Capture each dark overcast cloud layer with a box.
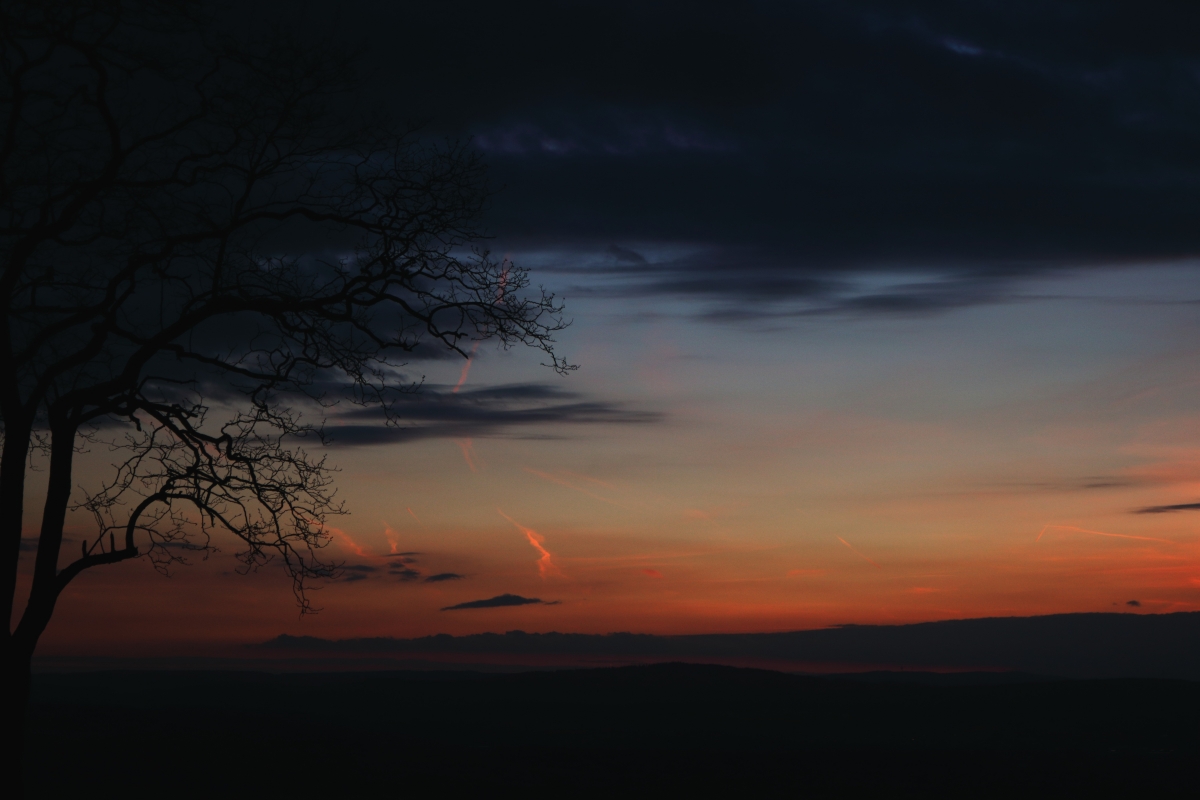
[228,0,1200,322]
[327,1,1200,265]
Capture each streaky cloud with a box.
[424,573,466,583]
[321,382,661,447]
[440,593,557,611]
[1135,502,1200,514]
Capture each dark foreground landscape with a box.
[26,663,1199,798]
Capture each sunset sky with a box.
[23,0,1200,655]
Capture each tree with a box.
[0,0,570,782]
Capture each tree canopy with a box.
[0,0,569,681]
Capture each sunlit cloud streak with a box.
[836,536,881,569]
[452,341,481,394]
[455,438,484,472]
[497,256,510,303]
[523,467,625,508]
[498,509,561,577]
[1036,525,1173,545]
[323,523,368,557]
[383,523,400,554]
[406,507,423,525]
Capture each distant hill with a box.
[258,611,1200,679]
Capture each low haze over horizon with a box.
[16,0,1200,657]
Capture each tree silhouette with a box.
[0,0,570,778]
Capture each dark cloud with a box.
[607,244,648,265]
[339,564,381,582]
[289,0,1200,321]
[1135,502,1200,514]
[375,555,421,580]
[425,573,466,583]
[564,247,1037,319]
[322,383,660,447]
[1127,600,1141,607]
[388,564,421,581]
[441,594,557,611]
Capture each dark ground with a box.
[24,663,1199,798]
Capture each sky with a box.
[23,0,1200,655]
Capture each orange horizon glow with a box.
[15,265,1200,657]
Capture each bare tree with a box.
[0,0,570,779]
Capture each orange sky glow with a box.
[13,264,1200,657]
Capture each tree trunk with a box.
[2,643,32,799]
[1,418,32,636]
[6,420,77,800]
[1,415,32,798]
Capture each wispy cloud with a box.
[1036,525,1173,544]
[390,565,421,581]
[339,564,380,582]
[324,524,369,557]
[836,536,882,569]
[1135,502,1200,514]
[522,467,624,508]
[452,341,481,393]
[322,383,660,447]
[425,573,466,583]
[498,509,562,578]
[455,438,484,472]
[383,523,400,554]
